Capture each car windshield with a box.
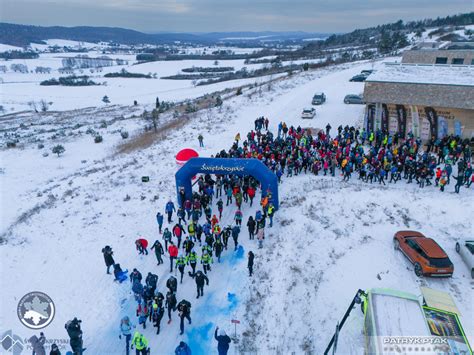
[303,109,313,113]
[313,95,323,99]
[429,257,452,267]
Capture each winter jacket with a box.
[151,241,164,255]
[167,277,178,292]
[130,270,142,283]
[102,247,115,266]
[165,201,176,213]
[195,272,209,287]
[247,218,256,232]
[136,238,148,249]
[131,332,148,350]
[120,317,135,336]
[156,213,164,225]
[231,226,240,238]
[187,251,198,264]
[163,230,172,242]
[169,245,179,257]
[173,224,185,237]
[166,292,177,309]
[145,273,158,289]
[175,343,192,355]
[214,329,232,355]
[177,300,191,316]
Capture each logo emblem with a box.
[17,292,55,329]
[1,330,24,354]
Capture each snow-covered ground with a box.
[1,57,472,354]
[0,43,349,114]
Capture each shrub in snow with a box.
[185,102,197,113]
[215,96,223,107]
[94,135,103,143]
[6,141,17,148]
[236,87,242,95]
[120,131,129,139]
[86,127,96,135]
[52,145,65,157]
[38,143,44,149]
[100,120,107,128]
[102,95,110,104]
[40,100,49,112]
[42,152,49,157]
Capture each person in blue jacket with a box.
[156,212,164,233]
[175,341,192,355]
[165,200,176,223]
[119,316,135,355]
[214,327,231,355]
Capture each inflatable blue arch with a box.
[175,157,279,210]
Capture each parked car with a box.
[455,239,474,278]
[360,69,375,75]
[312,92,326,105]
[393,230,453,277]
[301,107,316,119]
[344,94,364,104]
[349,73,368,82]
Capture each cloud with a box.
[1,0,472,32]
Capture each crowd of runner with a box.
[212,117,473,193]
[67,117,471,355]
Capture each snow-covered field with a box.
[0,44,346,114]
[1,57,472,355]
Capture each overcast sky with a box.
[1,0,472,33]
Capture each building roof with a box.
[366,63,474,87]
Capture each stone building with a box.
[401,46,474,65]
[363,63,474,141]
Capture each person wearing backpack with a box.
[131,332,149,355]
[119,316,135,355]
[177,299,192,335]
[136,300,148,329]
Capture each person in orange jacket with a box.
[211,214,219,227]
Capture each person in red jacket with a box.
[247,186,256,207]
[210,215,219,227]
[168,242,178,272]
[135,238,148,255]
[172,223,186,248]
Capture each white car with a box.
[301,107,316,119]
[456,239,474,278]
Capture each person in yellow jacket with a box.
[131,332,149,355]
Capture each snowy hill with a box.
[1,50,473,355]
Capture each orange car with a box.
[393,231,453,277]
